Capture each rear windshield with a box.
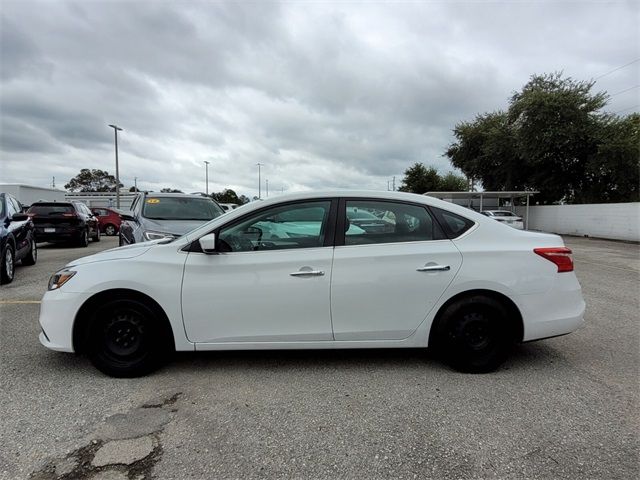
[142,196,224,221]
[27,204,75,215]
[490,211,518,217]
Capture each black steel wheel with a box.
[433,296,513,373]
[21,238,37,266]
[1,244,15,284]
[87,298,171,377]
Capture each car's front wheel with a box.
[1,244,15,284]
[433,296,514,373]
[104,224,117,236]
[93,226,100,242]
[87,298,171,377]
[77,229,89,248]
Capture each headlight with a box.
[48,270,76,291]
[143,230,176,241]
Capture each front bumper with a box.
[38,290,92,352]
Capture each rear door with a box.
[331,199,463,341]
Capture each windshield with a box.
[28,204,75,215]
[142,196,224,220]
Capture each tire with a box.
[21,238,37,266]
[93,227,101,242]
[1,244,15,285]
[86,298,171,377]
[77,229,89,248]
[432,296,514,373]
[105,224,117,236]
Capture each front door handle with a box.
[290,270,325,277]
[417,265,451,272]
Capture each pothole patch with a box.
[29,392,182,480]
[92,436,156,468]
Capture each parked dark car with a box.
[27,201,100,247]
[91,207,122,236]
[120,193,225,245]
[1,193,37,284]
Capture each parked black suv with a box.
[1,193,37,284]
[120,192,224,245]
[27,201,100,247]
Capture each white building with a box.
[0,184,66,206]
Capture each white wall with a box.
[0,184,66,206]
[517,203,640,242]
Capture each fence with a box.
[516,203,639,242]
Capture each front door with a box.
[181,200,336,344]
[331,199,463,340]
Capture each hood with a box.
[66,241,161,267]
[141,218,210,236]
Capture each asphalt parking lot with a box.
[1,236,638,480]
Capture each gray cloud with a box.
[1,1,638,196]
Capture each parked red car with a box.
[90,207,122,236]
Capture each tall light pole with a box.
[266,179,269,198]
[204,161,210,195]
[108,124,123,208]
[256,163,264,199]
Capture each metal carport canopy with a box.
[424,190,539,229]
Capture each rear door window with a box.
[430,207,475,238]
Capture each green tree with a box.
[398,163,441,193]
[398,163,468,193]
[445,73,638,203]
[211,188,241,204]
[160,188,183,193]
[65,169,122,192]
[439,171,469,191]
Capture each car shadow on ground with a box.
[37,341,568,379]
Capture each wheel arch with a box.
[428,289,524,347]
[73,288,175,354]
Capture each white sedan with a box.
[39,191,585,377]
[481,210,524,229]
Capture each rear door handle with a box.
[290,270,325,277]
[417,265,450,272]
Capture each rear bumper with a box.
[518,273,586,341]
[36,229,83,243]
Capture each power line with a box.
[613,105,639,115]
[595,58,640,81]
[610,85,640,97]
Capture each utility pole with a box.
[108,124,123,208]
[52,177,55,189]
[266,179,269,197]
[204,161,210,195]
[134,177,137,191]
[256,163,264,199]
[392,176,395,191]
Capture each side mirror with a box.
[11,213,29,222]
[198,233,217,253]
[120,213,136,222]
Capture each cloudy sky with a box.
[1,1,638,198]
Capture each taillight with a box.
[534,247,574,272]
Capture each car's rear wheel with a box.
[105,224,116,236]
[21,238,37,266]
[87,298,171,377]
[433,296,513,373]
[1,244,15,284]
